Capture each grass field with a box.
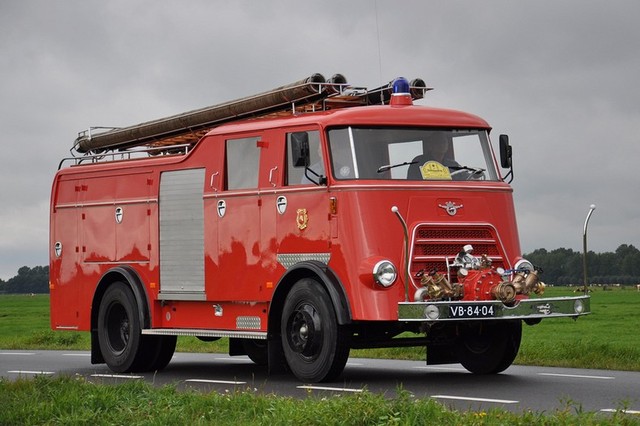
[2,289,639,424]
[517,286,640,371]
[1,286,639,370]
[3,375,635,426]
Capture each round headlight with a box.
[574,299,584,314]
[514,258,535,272]
[373,260,397,287]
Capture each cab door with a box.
[276,128,332,263]
[214,134,263,301]
[256,129,285,293]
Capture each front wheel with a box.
[457,320,522,374]
[281,278,350,382]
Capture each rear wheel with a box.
[242,339,268,366]
[144,335,177,371]
[98,282,176,373]
[281,278,350,382]
[97,282,144,373]
[457,320,522,374]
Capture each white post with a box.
[582,204,596,293]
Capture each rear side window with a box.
[226,137,260,190]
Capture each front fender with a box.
[271,260,351,326]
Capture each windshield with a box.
[327,127,499,181]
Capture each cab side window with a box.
[286,130,321,186]
[226,137,260,190]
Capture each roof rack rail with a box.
[59,143,192,170]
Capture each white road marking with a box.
[91,374,143,379]
[8,370,54,375]
[297,385,363,393]
[414,365,467,372]
[538,372,615,380]
[431,395,519,404]
[0,352,36,356]
[185,379,247,385]
[211,357,251,363]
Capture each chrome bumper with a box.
[398,295,590,321]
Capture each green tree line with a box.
[525,244,640,285]
[0,266,49,294]
[0,244,638,294]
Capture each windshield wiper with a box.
[377,161,418,173]
[449,165,485,175]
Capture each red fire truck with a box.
[50,74,590,382]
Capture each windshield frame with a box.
[326,126,499,182]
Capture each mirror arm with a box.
[304,167,327,186]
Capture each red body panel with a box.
[50,103,521,333]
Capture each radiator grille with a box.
[410,225,505,282]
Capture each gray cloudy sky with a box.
[1,1,639,279]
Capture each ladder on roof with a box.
[71,73,430,156]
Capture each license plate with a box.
[448,304,496,318]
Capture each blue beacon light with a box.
[390,77,413,106]
[392,77,410,94]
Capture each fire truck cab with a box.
[50,74,590,382]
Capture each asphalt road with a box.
[2,349,639,415]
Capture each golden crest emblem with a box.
[296,208,308,230]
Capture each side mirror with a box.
[499,134,514,183]
[291,132,310,168]
[499,134,512,168]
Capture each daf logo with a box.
[217,200,227,218]
[535,303,552,315]
[276,196,287,215]
[115,207,124,223]
[438,201,463,216]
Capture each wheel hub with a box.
[288,304,322,358]
[106,304,129,354]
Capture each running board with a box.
[141,328,267,340]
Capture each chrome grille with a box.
[410,225,505,281]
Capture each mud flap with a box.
[267,337,289,375]
[90,329,104,365]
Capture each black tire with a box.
[457,320,522,374]
[281,278,350,382]
[144,335,177,372]
[97,282,145,373]
[242,339,268,366]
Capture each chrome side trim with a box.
[141,328,267,340]
[55,197,158,210]
[277,253,330,270]
[157,292,206,301]
[236,316,261,330]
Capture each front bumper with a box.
[398,295,590,321]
